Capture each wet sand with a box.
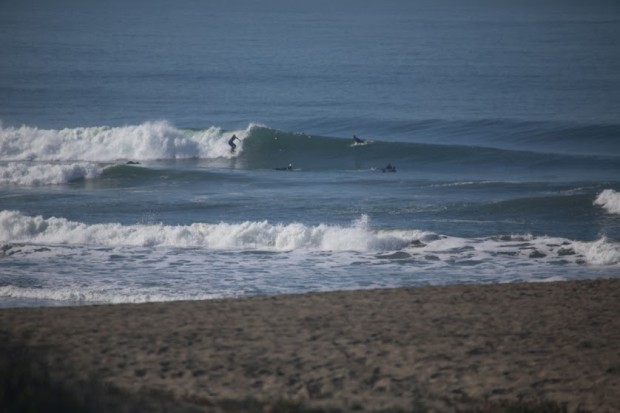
[1,279,619,412]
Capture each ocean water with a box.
[1,0,620,307]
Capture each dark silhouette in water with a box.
[382,163,396,173]
[228,135,239,152]
[353,135,365,144]
[275,163,293,171]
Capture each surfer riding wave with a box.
[228,135,239,153]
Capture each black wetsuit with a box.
[275,164,293,171]
[228,136,238,152]
[382,164,396,172]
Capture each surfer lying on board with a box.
[228,135,239,153]
[353,135,365,144]
[275,163,293,171]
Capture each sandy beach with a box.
[1,279,619,412]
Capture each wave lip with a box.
[594,189,620,215]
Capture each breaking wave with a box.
[0,121,253,162]
[1,121,620,186]
[594,189,620,215]
[2,210,618,265]
[0,162,103,186]
[0,211,410,252]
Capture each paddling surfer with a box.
[275,163,293,171]
[382,163,396,172]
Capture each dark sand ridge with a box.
[1,279,619,412]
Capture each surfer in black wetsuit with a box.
[382,163,396,172]
[228,135,239,153]
[275,163,293,171]
[353,135,365,144]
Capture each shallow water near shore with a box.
[1,0,619,306]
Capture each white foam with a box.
[0,211,409,253]
[574,237,620,265]
[0,162,103,186]
[0,121,254,162]
[0,285,224,305]
[2,214,619,307]
[399,231,620,267]
[594,189,620,215]
[3,210,618,267]
[427,180,499,188]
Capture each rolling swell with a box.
[312,118,620,157]
[240,125,620,179]
[452,192,619,240]
[1,121,619,185]
[100,164,237,184]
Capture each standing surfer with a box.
[353,135,365,144]
[228,135,239,153]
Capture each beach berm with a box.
[1,279,619,412]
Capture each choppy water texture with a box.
[1,0,619,306]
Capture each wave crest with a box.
[594,189,620,215]
[574,237,620,265]
[0,162,103,186]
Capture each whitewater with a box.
[0,121,248,163]
[1,208,619,306]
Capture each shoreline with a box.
[1,279,619,412]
